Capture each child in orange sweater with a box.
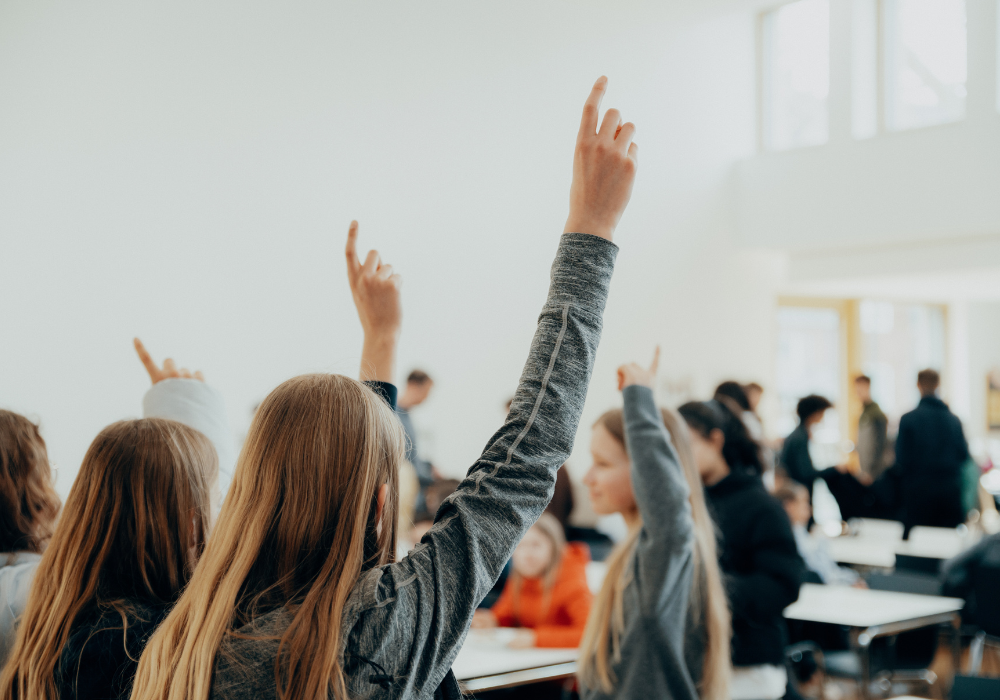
[472,513,593,648]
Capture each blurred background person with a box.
[397,369,436,515]
[854,375,889,480]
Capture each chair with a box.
[968,564,1000,675]
[951,673,1000,700]
[785,642,826,700]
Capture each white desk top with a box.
[452,628,578,681]
[826,536,896,568]
[825,524,977,567]
[783,583,963,628]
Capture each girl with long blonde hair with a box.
[130,77,636,700]
[578,350,731,700]
[0,343,232,700]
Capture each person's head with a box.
[917,369,940,397]
[511,513,565,581]
[131,373,406,700]
[1,418,217,700]
[796,394,833,430]
[580,406,731,700]
[854,375,872,403]
[399,369,434,409]
[0,410,60,554]
[677,400,763,486]
[714,381,750,412]
[776,482,811,527]
[744,382,763,412]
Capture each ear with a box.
[709,428,726,452]
[375,483,389,536]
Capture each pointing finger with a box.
[649,345,660,375]
[578,76,608,141]
[345,221,362,285]
[134,338,160,382]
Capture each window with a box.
[883,0,967,131]
[761,0,831,150]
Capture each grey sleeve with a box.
[346,233,617,696]
[622,385,695,613]
[142,379,236,497]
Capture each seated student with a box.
[577,351,731,700]
[0,411,61,666]
[471,513,592,649]
[941,530,1000,627]
[130,77,635,700]
[678,400,804,700]
[0,344,233,700]
[776,483,864,588]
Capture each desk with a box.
[826,525,977,570]
[453,628,578,692]
[784,584,963,700]
[827,536,896,569]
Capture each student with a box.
[0,345,233,700]
[715,381,774,480]
[397,370,435,515]
[472,513,592,649]
[130,77,635,700]
[895,369,969,535]
[779,394,836,502]
[854,376,888,480]
[0,411,61,666]
[678,400,804,700]
[776,483,863,587]
[577,352,731,700]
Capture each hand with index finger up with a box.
[134,338,205,385]
[564,76,638,242]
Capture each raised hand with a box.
[345,221,402,383]
[134,338,204,384]
[563,76,638,241]
[617,346,659,391]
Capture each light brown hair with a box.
[917,368,940,394]
[578,408,731,700]
[130,374,405,700]
[508,512,566,624]
[0,410,60,554]
[0,418,217,700]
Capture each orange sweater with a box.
[491,542,593,648]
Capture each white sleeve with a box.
[142,379,236,499]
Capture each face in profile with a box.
[512,525,555,579]
[783,493,812,527]
[686,426,726,485]
[583,423,635,516]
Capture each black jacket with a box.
[56,601,167,700]
[895,396,969,480]
[780,424,837,498]
[705,469,805,667]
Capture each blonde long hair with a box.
[131,374,405,700]
[578,408,731,700]
[0,418,217,700]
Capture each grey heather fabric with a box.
[0,551,42,666]
[580,385,701,700]
[209,233,618,700]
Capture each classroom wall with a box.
[0,1,785,500]
[967,301,1000,460]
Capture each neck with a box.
[702,461,730,487]
[622,507,641,530]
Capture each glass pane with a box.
[762,0,831,150]
[775,307,842,452]
[884,0,967,131]
[859,300,946,425]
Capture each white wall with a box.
[0,1,787,503]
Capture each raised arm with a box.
[135,338,236,500]
[347,77,637,696]
[618,349,696,613]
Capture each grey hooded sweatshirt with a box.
[209,233,618,700]
[579,385,702,700]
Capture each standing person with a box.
[0,411,61,666]
[578,350,731,700]
[780,394,835,502]
[855,376,888,480]
[678,400,804,700]
[895,369,969,536]
[397,370,435,515]
[130,77,636,700]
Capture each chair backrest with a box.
[894,553,942,575]
[972,564,1000,636]
[866,571,941,596]
[951,674,1000,700]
